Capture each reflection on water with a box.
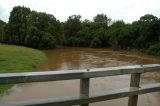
[0,47,160,106]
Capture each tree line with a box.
[0,6,160,55]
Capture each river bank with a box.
[0,44,46,94]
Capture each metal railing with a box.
[0,64,160,106]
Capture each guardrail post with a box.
[128,73,141,106]
[80,69,90,106]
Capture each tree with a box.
[108,20,135,49]
[31,11,62,37]
[3,6,160,56]
[134,14,159,49]
[139,14,158,22]
[31,11,62,45]
[90,37,102,48]
[24,26,56,49]
[5,6,32,44]
[93,14,111,28]
[64,15,82,37]
[147,43,160,55]
[63,15,82,45]
[0,20,6,42]
[5,6,61,49]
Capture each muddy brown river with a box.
[0,47,160,106]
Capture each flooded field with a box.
[1,48,160,106]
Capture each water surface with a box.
[1,48,160,106]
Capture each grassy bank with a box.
[0,44,46,94]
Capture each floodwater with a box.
[0,47,160,106]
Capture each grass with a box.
[0,44,47,94]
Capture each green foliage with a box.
[0,20,6,42]
[0,6,160,55]
[90,37,102,48]
[64,15,82,37]
[93,14,111,28]
[109,22,135,49]
[5,6,31,44]
[139,14,158,22]
[4,6,61,49]
[133,14,160,49]
[147,43,160,55]
[24,26,56,49]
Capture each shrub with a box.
[147,43,160,55]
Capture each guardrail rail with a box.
[0,64,160,106]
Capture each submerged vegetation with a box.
[0,44,46,93]
[0,6,160,55]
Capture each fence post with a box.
[80,69,90,106]
[128,73,141,106]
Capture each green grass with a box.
[0,44,47,94]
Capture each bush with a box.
[90,37,102,48]
[147,43,160,55]
[24,27,56,49]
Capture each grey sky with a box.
[0,0,160,23]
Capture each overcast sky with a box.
[0,0,160,23]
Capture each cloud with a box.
[0,0,160,23]
[0,1,10,22]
